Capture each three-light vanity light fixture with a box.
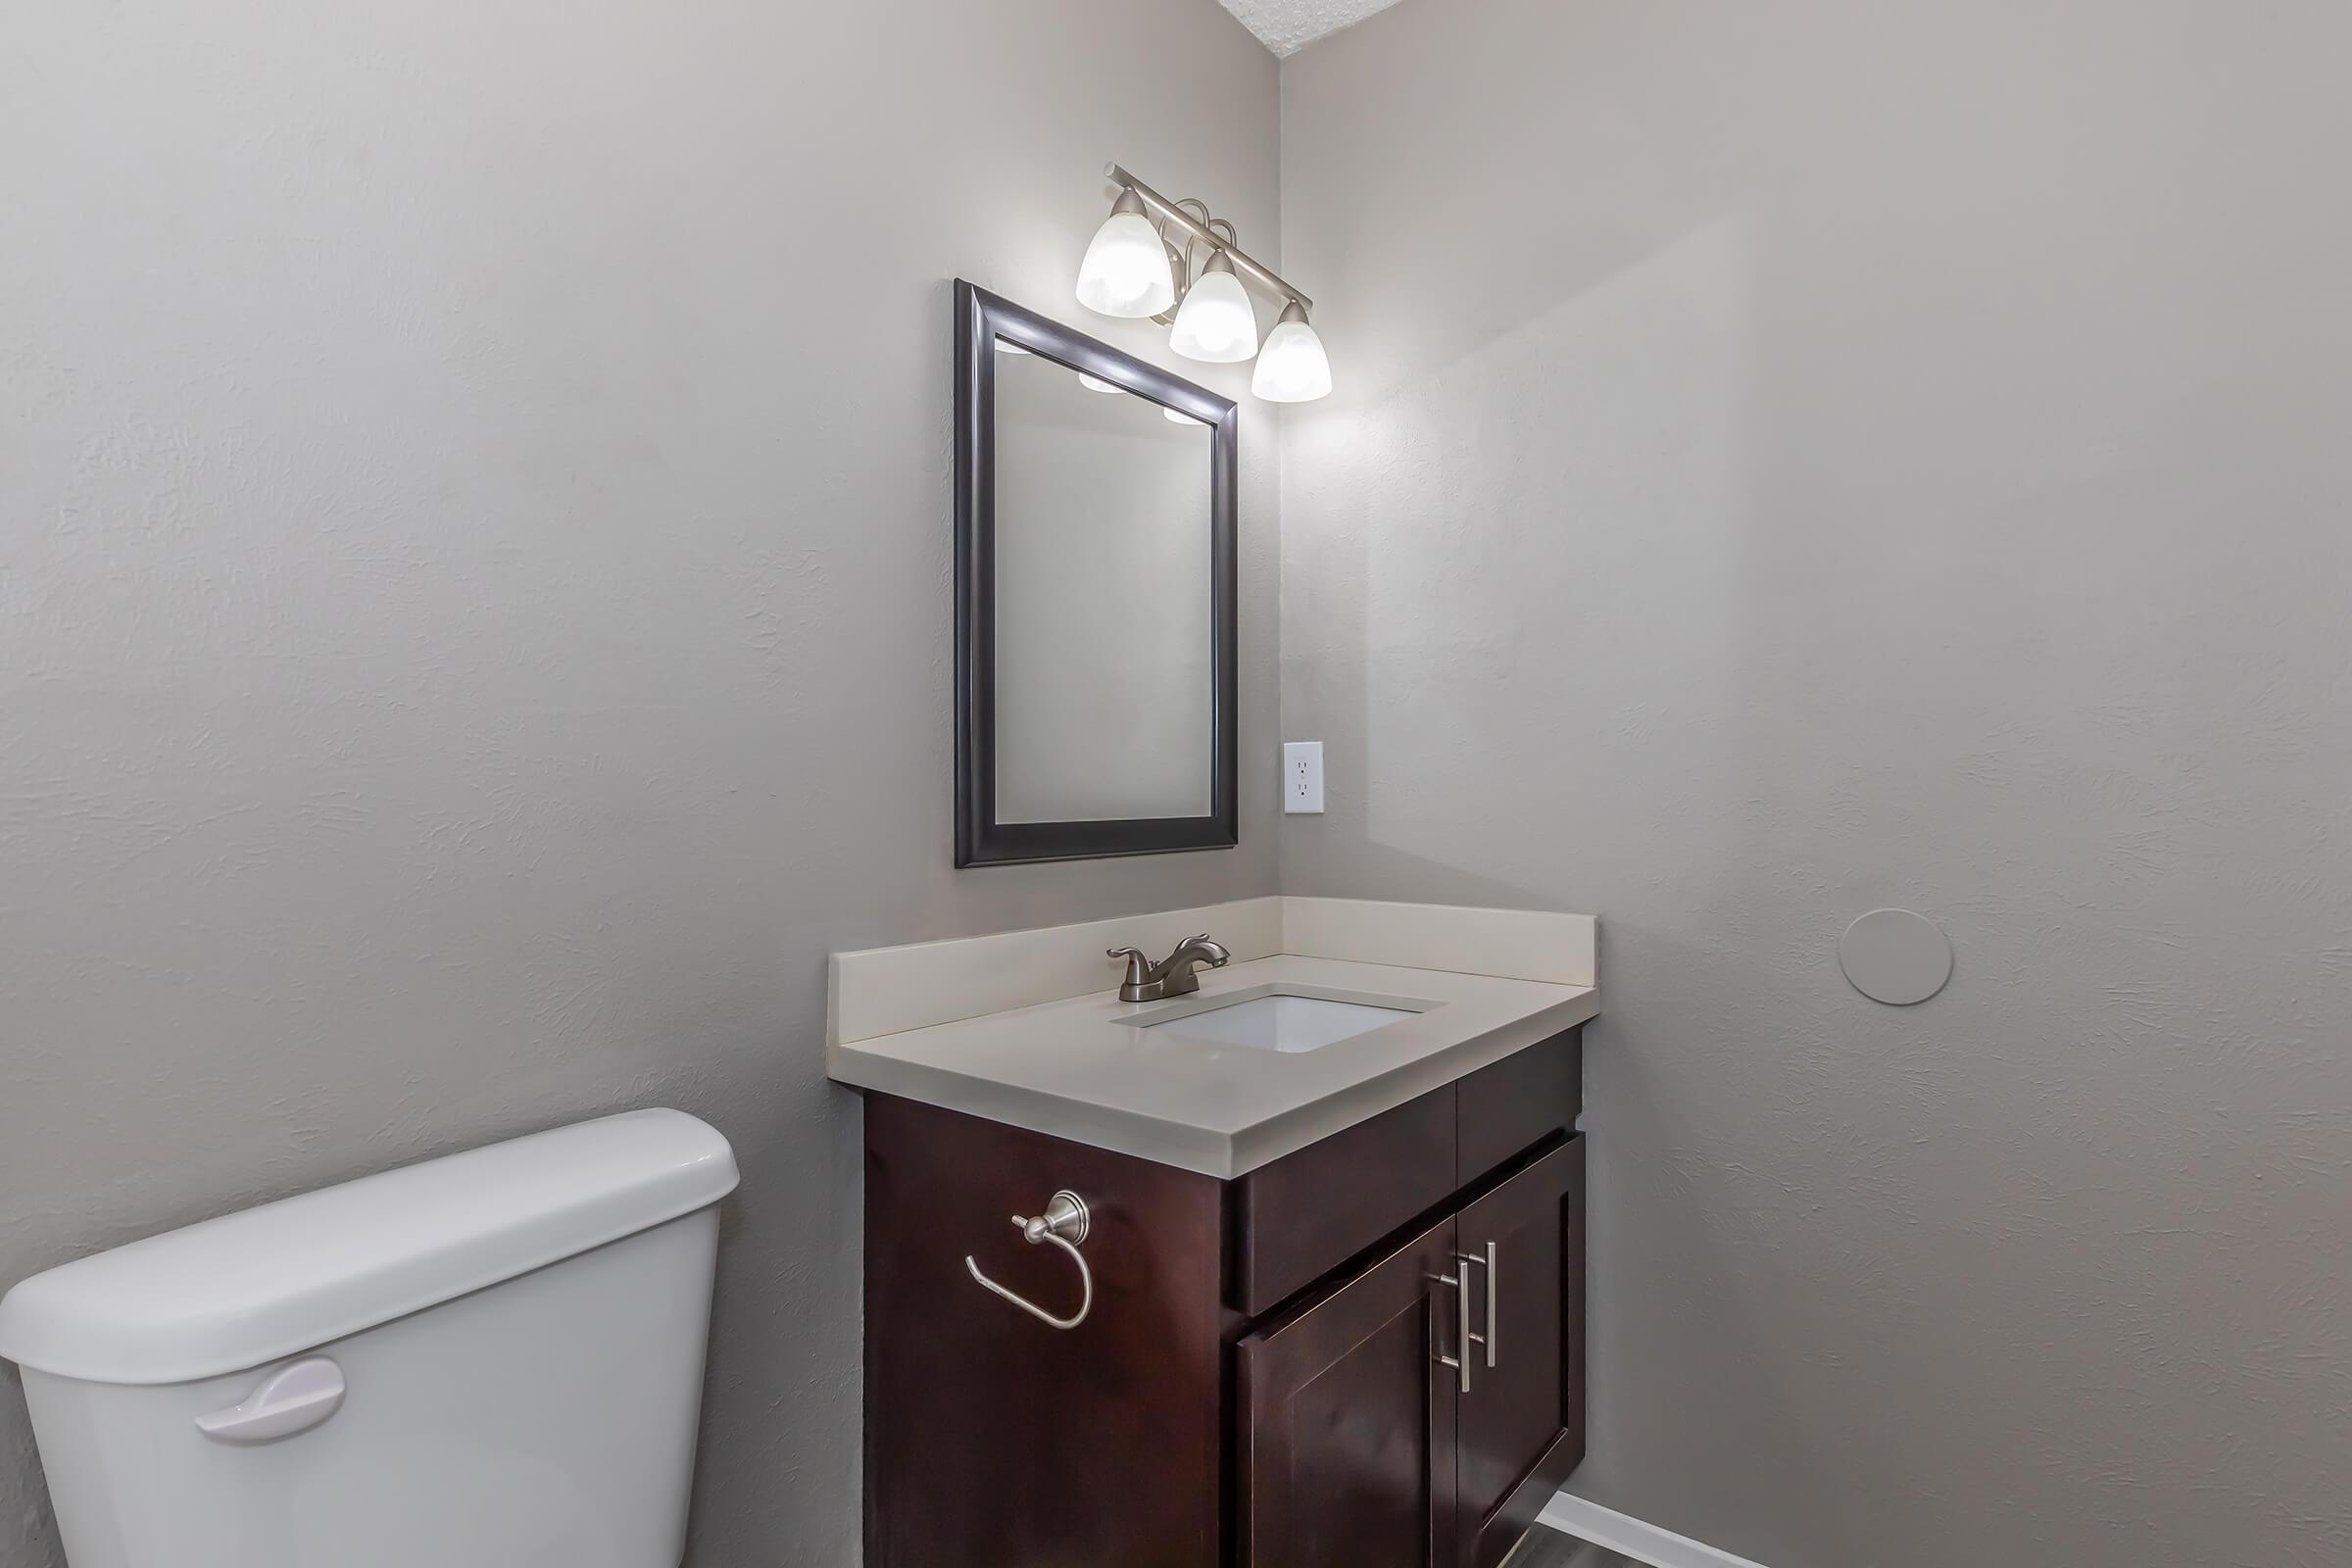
[1074,164,1332,403]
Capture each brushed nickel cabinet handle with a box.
[1430,1267,1473,1394]
[965,1191,1094,1331]
[1483,1240,1499,1367]
[1458,1249,1495,1370]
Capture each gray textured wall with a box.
[1276,3,2351,1565]
[0,2,1279,1562]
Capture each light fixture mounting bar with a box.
[1104,163,1311,314]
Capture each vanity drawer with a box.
[1456,1026,1583,1184]
[1229,1085,1458,1317]
[1229,1026,1586,1318]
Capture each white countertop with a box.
[827,951,1597,1178]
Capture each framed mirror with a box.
[955,280,1239,866]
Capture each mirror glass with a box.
[992,340,1214,823]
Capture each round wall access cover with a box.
[1838,908,1952,1005]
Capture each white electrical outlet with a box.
[1284,741,1325,813]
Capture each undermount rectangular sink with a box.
[1138,989,1424,1054]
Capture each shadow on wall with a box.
[1281,213,1875,1560]
[1276,6,2352,1562]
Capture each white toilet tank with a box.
[0,1108,738,1568]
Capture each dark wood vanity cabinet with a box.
[1240,1140,1585,1568]
[1240,1211,1461,1568]
[1450,1140,1587,1566]
[863,1025,1585,1568]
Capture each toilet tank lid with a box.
[0,1108,738,1386]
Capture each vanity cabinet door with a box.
[1451,1137,1587,1568]
[1239,1213,1463,1568]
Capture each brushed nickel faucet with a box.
[1107,934,1232,1003]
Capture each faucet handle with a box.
[1106,947,1152,988]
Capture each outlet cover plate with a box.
[1284,741,1325,814]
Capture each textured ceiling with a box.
[1216,0,1407,57]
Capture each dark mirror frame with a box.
[955,279,1240,867]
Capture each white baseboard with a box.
[1538,1494,1773,1568]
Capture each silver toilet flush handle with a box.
[194,1356,347,1444]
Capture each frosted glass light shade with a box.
[1078,372,1124,395]
[1163,405,1204,425]
[1168,259,1259,364]
[1251,306,1332,402]
[1075,198,1176,318]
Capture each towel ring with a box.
[964,1191,1093,1331]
